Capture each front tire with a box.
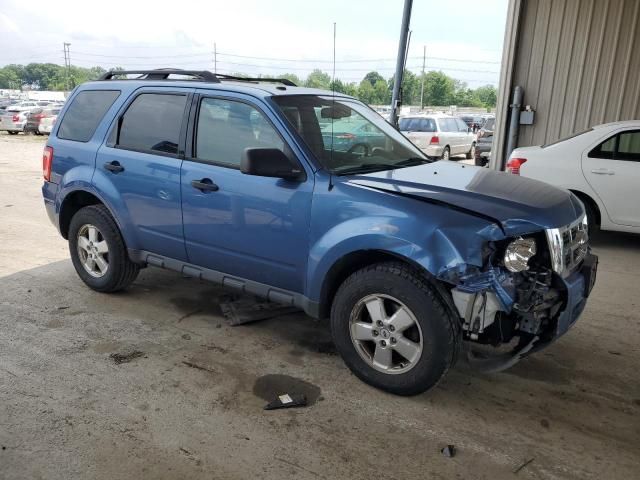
[68,205,139,292]
[330,262,460,396]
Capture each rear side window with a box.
[116,93,187,155]
[590,130,640,161]
[58,90,120,142]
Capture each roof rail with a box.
[98,69,220,82]
[97,69,298,87]
[213,73,297,87]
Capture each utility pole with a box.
[420,45,426,110]
[213,42,217,73]
[63,42,71,90]
[390,0,413,127]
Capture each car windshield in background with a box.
[272,95,429,175]
[483,118,495,130]
[398,117,436,132]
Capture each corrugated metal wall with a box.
[513,0,640,147]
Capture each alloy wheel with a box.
[349,294,423,374]
[76,224,109,278]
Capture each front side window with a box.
[273,95,428,174]
[58,90,120,142]
[117,93,187,155]
[195,98,284,167]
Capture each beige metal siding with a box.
[512,0,640,148]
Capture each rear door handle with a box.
[191,178,219,192]
[104,161,124,173]
[591,168,614,175]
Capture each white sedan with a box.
[507,121,640,234]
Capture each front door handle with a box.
[104,161,124,173]
[591,168,614,175]
[191,178,219,192]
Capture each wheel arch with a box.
[316,249,458,321]
[569,189,601,227]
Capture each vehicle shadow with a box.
[590,228,640,250]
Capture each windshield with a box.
[272,95,429,175]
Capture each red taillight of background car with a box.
[506,157,527,175]
[336,133,356,140]
[12,114,20,122]
[429,135,440,145]
[43,146,53,181]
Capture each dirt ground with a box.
[0,132,638,480]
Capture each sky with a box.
[0,0,508,86]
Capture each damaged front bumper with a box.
[442,251,598,372]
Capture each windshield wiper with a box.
[336,158,431,176]
[336,163,401,176]
[395,157,432,166]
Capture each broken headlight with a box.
[504,238,537,272]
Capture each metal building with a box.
[493,0,640,168]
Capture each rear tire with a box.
[330,262,460,396]
[441,146,450,161]
[466,142,476,159]
[7,131,18,135]
[68,205,139,292]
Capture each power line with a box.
[68,50,500,65]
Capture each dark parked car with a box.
[474,116,495,166]
[24,108,60,135]
[42,69,597,395]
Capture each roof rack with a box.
[98,69,220,82]
[98,69,297,87]
[213,73,297,87]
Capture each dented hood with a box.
[346,161,583,234]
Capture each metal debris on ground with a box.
[219,294,299,326]
[264,393,308,410]
[513,457,535,474]
[441,445,456,458]
[182,361,216,373]
[109,350,144,364]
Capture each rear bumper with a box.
[42,181,60,232]
[0,122,25,132]
[421,145,444,157]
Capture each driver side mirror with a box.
[241,148,303,181]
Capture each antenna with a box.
[329,21,337,191]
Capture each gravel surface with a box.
[0,131,639,479]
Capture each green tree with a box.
[363,71,385,87]
[0,65,23,89]
[357,79,375,104]
[280,73,302,86]
[474,84,497,108]
[304,69,331,90]
[423,70,456,106]
[373,79,390,105]
[388,69,419,105]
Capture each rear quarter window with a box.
[57,90,120,142]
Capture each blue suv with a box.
[42,69,598,395]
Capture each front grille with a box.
[545,215,588,276]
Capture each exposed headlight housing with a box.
[504,237,537,272]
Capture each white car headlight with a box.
[504,238,537,272]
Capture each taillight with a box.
[12,114,19,122]
[506,157,527,175]
[43,146,53,181]
[336,133,355,140]
[429,135,440,145]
